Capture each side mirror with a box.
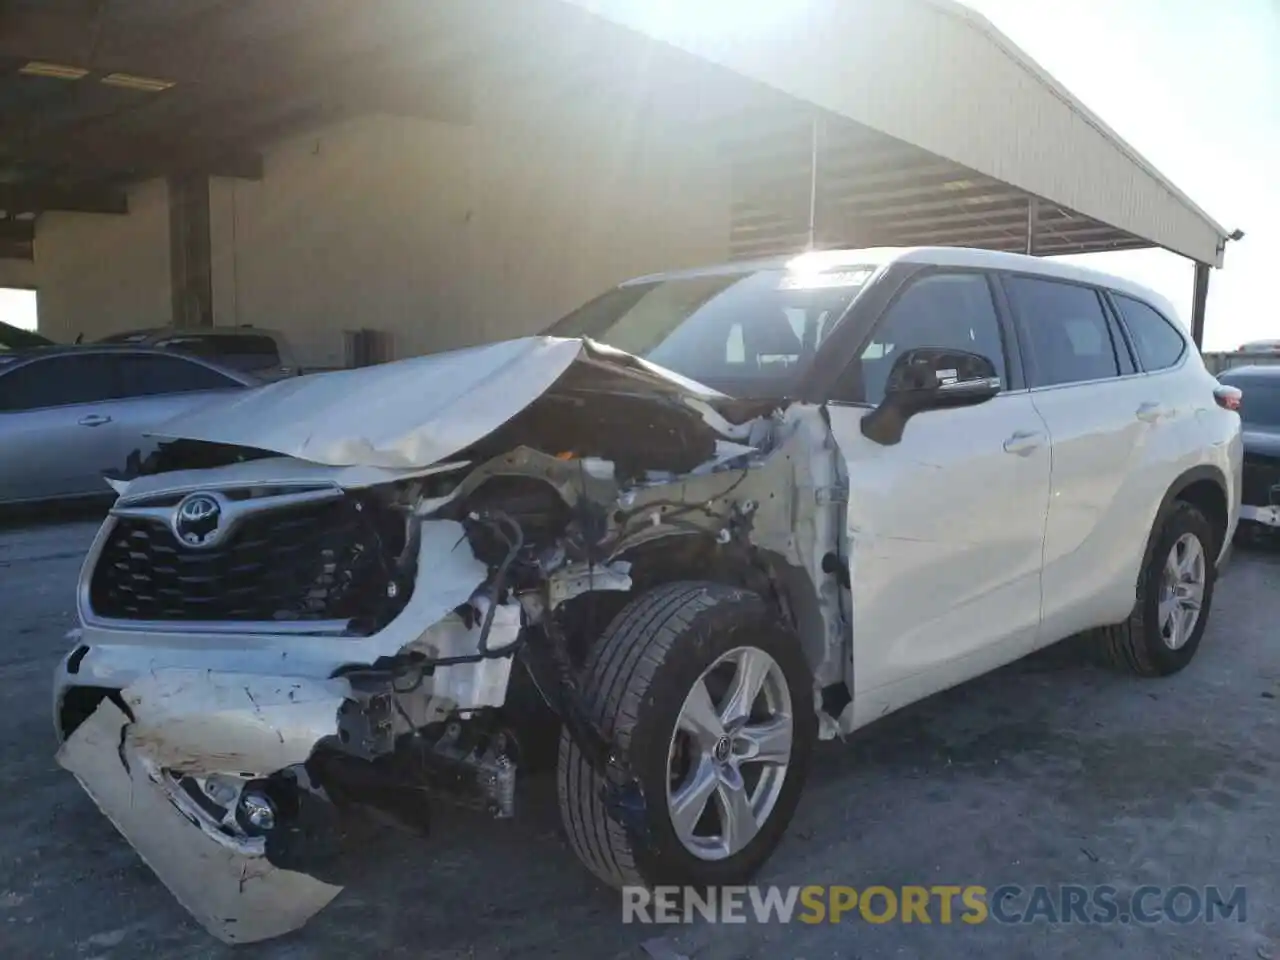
[860,347,1002,446]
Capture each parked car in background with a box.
[1218,364,1280,535]
[95,326,300,380]
[53,247,1241,945]
[0,319,53,351]
[0,346,257,505]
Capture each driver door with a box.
[822,270,1052,726]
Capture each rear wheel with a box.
[556,581,816,889]
[1099,501,1217,676]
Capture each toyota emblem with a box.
[173,492,223,548]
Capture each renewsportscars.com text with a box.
[622,884,1247,926]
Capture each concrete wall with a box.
[207,89,732,368]
[32,179,170,343]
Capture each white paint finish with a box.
[207,101,731,368]
[33,180,171,342]
[1034,361,1243,643]
[57,700,341,944]
[560,0,1228,265]
[111,455,470,503]
[154,337,584,467]
[119,670,349,774]
[828,396,1050,705]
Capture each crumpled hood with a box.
[152,336,732,469]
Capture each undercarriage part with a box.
[315,713,520,824]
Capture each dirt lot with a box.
[2,518,1277,959]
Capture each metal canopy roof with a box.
[561,0,1234,268]
[0,0,1230,268]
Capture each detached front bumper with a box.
[57,674,348,943]
[54,518,523,944]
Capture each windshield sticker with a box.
[778,268,874,291]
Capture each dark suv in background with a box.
[96,327,300,380]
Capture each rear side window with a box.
[0,355,120,411]
[1006,277,1121,387]
[156,333,281,372]
[116,354,241,396]
[1112,294,1187,371]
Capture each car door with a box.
[0,354,127,502]
[1002,274,1165,644]
[105,353,250,468]
[821,270,1052,723]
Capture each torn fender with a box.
[57,699,342,944]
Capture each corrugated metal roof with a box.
[559,0,1232,266]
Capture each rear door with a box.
[0,355,126,502]
[1002,274,1169,643]
[106,353,249,466]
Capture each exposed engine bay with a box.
[54,337,850,943]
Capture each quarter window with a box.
[1112,294,1187,371]
[858,273,1006,405]
[116,354,240,397]
[1006,277,1120,387]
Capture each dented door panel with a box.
[825,395,1051,724]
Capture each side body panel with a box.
[828,394,1051,730]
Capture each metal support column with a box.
[168,174,213,328]
[1025,196,1039,256]
[1190,261,1210,350]
[806,114,821,249]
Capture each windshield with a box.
[545,266,874,395]
[1228,378,1280,427]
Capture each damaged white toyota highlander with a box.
[54,247,1242,943]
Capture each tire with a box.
[1099,500,1218,677]
[557,581,816,890]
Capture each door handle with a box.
[1003,430,1044,456]
[77,415,112,427]
[1136,401,1166,423]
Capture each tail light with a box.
[1214,384,1242,411]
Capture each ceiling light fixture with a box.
[19,61,89,80]
[100,73,175,92]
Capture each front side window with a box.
[858,272,1007,405]
[1112,294,1187,371]
[0,355,120,411]
[1007,277,1120,387]
[544,266,874,395]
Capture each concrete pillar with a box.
[168,175,213,328]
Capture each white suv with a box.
[53,248,1242,943]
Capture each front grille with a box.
[89,497,405,624]
[1242,452,1280,507]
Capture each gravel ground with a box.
[1,517,1277,959]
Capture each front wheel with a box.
[556,582,816,889]
[1099,501,1217,676]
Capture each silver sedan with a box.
[0,345,258,505]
